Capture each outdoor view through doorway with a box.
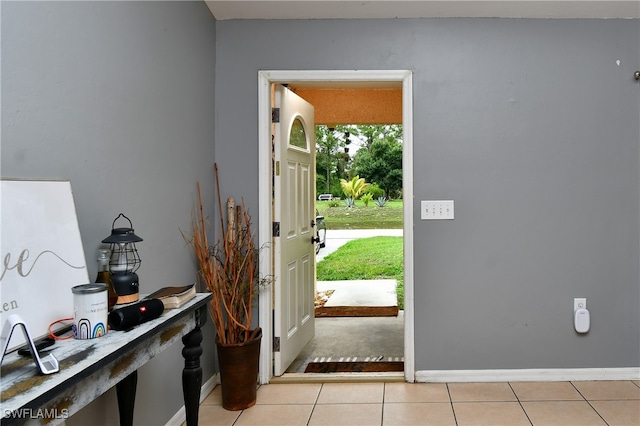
[285,122,405,375]
[257,70,415,384]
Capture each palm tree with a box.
[340,176,370,207]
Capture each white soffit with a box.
[205,1,640,20]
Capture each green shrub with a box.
[367,183,385,199]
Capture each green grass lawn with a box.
[316,200,403,230]
[317,236,404,309]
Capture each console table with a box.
[1,293,212,426]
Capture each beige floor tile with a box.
[448,382,517,402]
[510,381,583,401]
[198,380,638,426]
[234,404,314,425]
[316,382,385,404]
[256,383,322,404]
[383,402,456,425]
[197,404,242,425]
[201,386,223,405]
[590,400,640,426]
[308,403,383,425]
[522,401,606,425]
[572,381,640,400]
[384,382,450,403]
[453,402,530,426]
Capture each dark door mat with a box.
[304,361,404,373]
[315,306,399,317]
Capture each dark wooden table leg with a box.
[116,370,137,426]
[182,307,205,426]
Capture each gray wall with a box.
[2,2,217,424]
[3,5,639,423]
[215,18,640,370]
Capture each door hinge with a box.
[272,108,280,123]
[272,222,280,237]
[273,336,280,352]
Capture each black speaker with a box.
[108,299,164,331]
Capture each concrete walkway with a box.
[317,279,398,308]
[286,312,405,373]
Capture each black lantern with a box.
[101,213,143,305]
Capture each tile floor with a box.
[198,380,640,425]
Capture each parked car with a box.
[315,215,326,254]
[317,194,333,201]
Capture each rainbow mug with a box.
[72,283,108,339]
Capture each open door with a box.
[273,84,316,376]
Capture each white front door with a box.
[273,84,316,376]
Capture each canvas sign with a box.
[1,179,89,351]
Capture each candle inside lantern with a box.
[110,243,130,272]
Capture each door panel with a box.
[273,84,315,376]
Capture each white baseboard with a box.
[165,373,220,426]
[415,367,640,383]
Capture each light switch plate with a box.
[421,200,454,220]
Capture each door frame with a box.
[257,70,415,383]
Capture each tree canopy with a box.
[316,124,403,199]
[350,125,403,198]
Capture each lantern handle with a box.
[112,213,133,230]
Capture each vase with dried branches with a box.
[183,164,268,410]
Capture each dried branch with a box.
[182,164,269,345]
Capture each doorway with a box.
[257,70,415,384]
